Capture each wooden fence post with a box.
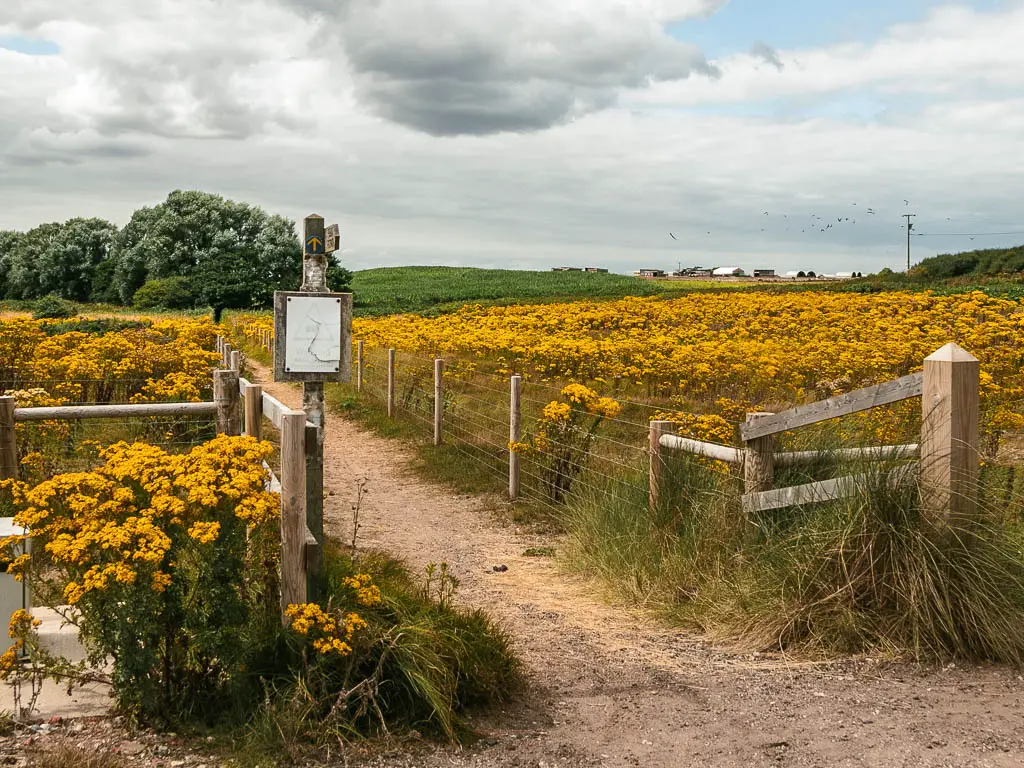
[215,335,223,355]
[214,370,241,436]
[743,412,776,496]
[221,342,231,369]
[387,348,396,418]
[509,375,522,500]
[304,423,322,601]
[434,358,444,446]
[229,350,240,373]
[356,340,364,392]
[243,383,262,441]
[649,420,673,512]
[280,409,307,620]
[921,343,980,525]
[0,396,18,480]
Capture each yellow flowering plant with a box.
[1,435,281,722]
[513,384,621,502]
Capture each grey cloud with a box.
[5,131,151,167]
[292,0,721,135]
[751,41,784,70]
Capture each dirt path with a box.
[250,361,1024,768]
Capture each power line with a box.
[912,230,1024,237]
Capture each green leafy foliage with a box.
[110,190,302,309]
[132,277,196,309]
[31,295,78,319]
[916,243,1024,279]
[3,219,117,302]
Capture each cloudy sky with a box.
[1,0,1023,275]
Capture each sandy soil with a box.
[240,360,1024,768]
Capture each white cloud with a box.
[0,1,1022,277]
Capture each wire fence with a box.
[352,346,660,514]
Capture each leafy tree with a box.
[4,219,116,301]
[6,222,61,299]
[110,190,302,309]
[0,230,23,299]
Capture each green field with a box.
[349,266,670,315]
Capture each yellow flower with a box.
[187,521,221,544]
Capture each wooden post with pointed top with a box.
[921,343,980,525]
[299,215,328,594]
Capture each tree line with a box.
[0,190,351,311]
[914,244,1024,279]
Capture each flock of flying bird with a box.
[668,199,923,241]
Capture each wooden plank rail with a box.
[262,392,288,429]
[739,372,924,441]
[774,444,918,466]
[742,464,917,513]
[659,434,744,464]
[14,402,219,422]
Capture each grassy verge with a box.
[563,452,1024,662]
[233,545,519,766]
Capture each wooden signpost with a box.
[273,214,353,599]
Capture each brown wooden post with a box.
[279,409,307,619]
[304,422,322,601]
[244,383,262,441]
[649,420,673,512]
[214,370,241,436]
[921,343,980,525]
[215,335,223,355]
[229,350,240,373]
[387,348,396,418]
[743,412,776,496]
[221,342,231,369]
[509,375,522,500]
[0,396,18,480]
[434,358,444,446]
[356,340,364,392]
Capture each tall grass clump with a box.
[239,546,520,764]
[562,453,1024,664]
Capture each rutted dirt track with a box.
[252,361,1024,768]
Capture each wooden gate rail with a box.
[651,343,979,526]
[738,373,925,442]
[12,402,219,421]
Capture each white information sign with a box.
[284,296,342,373]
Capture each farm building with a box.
[635,269,666,278]
[712,266,745,277]
[674,267,713,277]
[584,267,608,273]
[551,266,583,272]
[753,269,775,277]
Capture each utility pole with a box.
[903,214,916,272]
